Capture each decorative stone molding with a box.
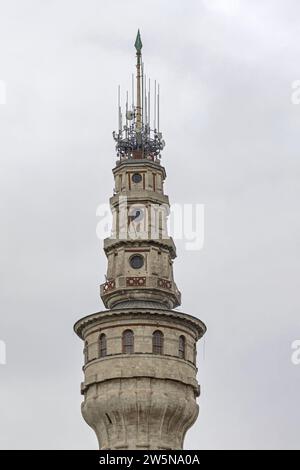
[102,279,115,292]
[100,275,181,310]
[158,278,172,289]
[74,308,206,341]
[126,276,146,287]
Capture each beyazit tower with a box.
[74,31,206,450]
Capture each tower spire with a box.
[134,29,143,52]
[113,32,165,161]
[135,30,143,133]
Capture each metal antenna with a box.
[135,30,142,132]
[144,73,147,126]
[131,73,134,111]
[145,94,148,129]
[118,85,122,133]
[113,32,165,160]
[148,78,150,129]
[154,80,157,130]
[126,90,128,138]
[157,83,160,133]
[141,62,144,128]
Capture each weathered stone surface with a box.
[74,308,206,449]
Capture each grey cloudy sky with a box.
[0,0,299,449]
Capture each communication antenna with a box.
[157,83,160,133]
[135,33,142,133]
[131,73,134,111]
[148,78,150,129]
[154,80,157,130]
[142,62,144,127]
[113,31,165,160]
[126,90,129,138]
[118,85,122,133]
[144,74,147,126]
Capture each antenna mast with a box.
[113,31,165,160]
[135,29,143,133]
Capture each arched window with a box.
[84,341,88,364]
[193,343,197,365]
[99,333,107,358]
[122,329,134,354]
[179,335,186,359]
[152,330,164,355]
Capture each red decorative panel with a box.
[103,279,115,292]
[126,277,146,287]
[158,278,172,289]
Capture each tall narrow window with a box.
[152,173,156,191]
[193,343,197,365]
[152,330,164,355]
[84,341,88,364]
[179,335,186,359]
[122,329,134,354]
[99,333,107,358]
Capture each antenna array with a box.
[113,33,165,161]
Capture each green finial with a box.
[134,29,143,52]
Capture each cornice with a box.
[74,307,206,341]
[103,237,177,258]
[113,159,166,179]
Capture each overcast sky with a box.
[0,0,299,449]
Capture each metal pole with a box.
[157,83,160,133]
[118,85,121,133]
[154,80,156,130]
[148,78,150,129]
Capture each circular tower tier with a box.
[74,307,206,450]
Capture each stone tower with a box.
[74,31,206,450]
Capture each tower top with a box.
[113,31,165,162]
[134,29,143,52]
